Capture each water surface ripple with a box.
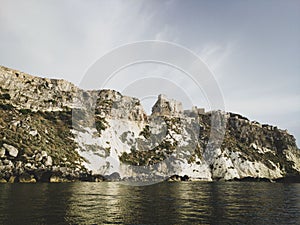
[0,182,299,224]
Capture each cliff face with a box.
[0,65,299,183]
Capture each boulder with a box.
[29,130,38,136]
[15,161,23,169]
[59,167,68,174]
[181,175,190,181]
[41,151,48,158]
[8,176,16,183]
[0,147,5,158]
[0,178,7,183]
[3,159,14,168]
[94,175,105,182]
[167,174,190,181]
[79,173,94,182]
[17,173,37,183]
[3,144,18,157]
[79,173,105,182]
[167,175,181,182]
[4,164,14,172]
[105,172,120,181]
[24,163,35,170]
[49,175,69,183]
[35,153,43,162]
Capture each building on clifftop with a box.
[151,94,183,117]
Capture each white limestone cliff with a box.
[1,65,300,182]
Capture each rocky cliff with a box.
[0,65,299,183]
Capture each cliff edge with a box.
[0,65,299,183]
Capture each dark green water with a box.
[0,182,299,225]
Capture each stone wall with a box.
[151,94,183,117]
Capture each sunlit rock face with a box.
[1,65,300,182]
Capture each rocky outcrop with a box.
[167,174,190,182]
[152,94,183,117]
[0,66,78,111]
[0,65,300,183]
[3,144,18,157]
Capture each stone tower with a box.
[151,94,183,117]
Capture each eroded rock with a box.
[3,144,18,157]
[17,173,36,183]
[0,148,5,158]
[0,65,299,183]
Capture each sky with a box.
[0,0,299,145]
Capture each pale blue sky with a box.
[0,0,299,145]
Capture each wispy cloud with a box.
[0,0,157,84]
[0,0,299,144]
[198,42,235,73]
[154,25,179,42]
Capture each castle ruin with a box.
[151,94,205,117]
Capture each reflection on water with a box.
[0,182,300,224]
